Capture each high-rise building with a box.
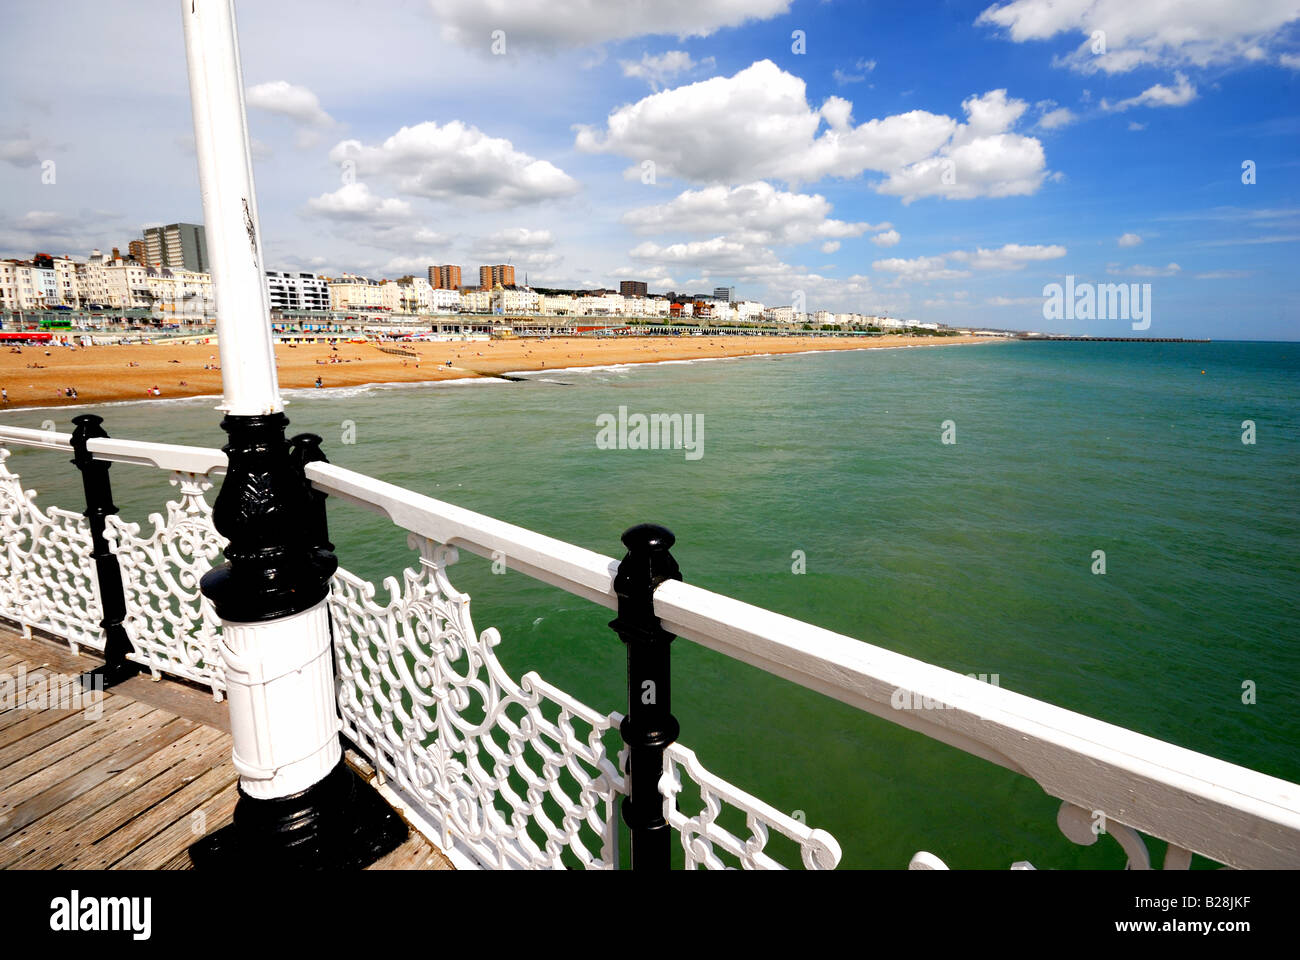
[128,240,146,264]
[142,223,208,272]
[479,264,515,289]
[619,280,648,298]
[713,286,735,303]
[428,264,462,290]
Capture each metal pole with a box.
[70,414,141,690]
[181,0,403,868]
[610,524,682,870]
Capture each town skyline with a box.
[1,1,1297,339]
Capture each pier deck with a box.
[0,624,450,870]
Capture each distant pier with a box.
[1021,336,1211,343]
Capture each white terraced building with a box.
[265,270,330,312]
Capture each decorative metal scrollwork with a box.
[106,472,228,699]
[0,448,102,653]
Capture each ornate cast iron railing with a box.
[1,421,1298,870]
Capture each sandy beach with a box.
[0,334,992,409]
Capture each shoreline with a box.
[0,334,997,412]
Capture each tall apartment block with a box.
[479,264,515,289]
[428,264,462,290]
[142,223,209,272]
[620,280,648,297]
[128,240,147,264]
[713,286,735,303]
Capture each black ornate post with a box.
[189,419,407,869]
[199,414,336,622]
[611,523,682,870]
[70,414,141,690]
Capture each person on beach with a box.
[1,388,7,403]
[315,376,323,388]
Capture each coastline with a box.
[0,334,996,411]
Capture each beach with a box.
[0,333,992,409]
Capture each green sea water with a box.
[4,340,1297,868]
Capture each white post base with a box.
[218,598,341,799]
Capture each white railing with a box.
[2,424,1299,870]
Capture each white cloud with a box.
[871,229,901,247]
[247,81,337,146]
[872,255,972,283]
[621,181,883,245]
[976,0,1300,74]
[875,90,1050,202]
[1282,53,1300,69]
[470,228,563,272]
[1118,232,1142,246]
[577,61,1048,202]
[987,295,1041,305]
[0,136,43,168]
[479,227,555,248]
[833,59,877,85]
[1128,121,1147,130]
[629,235,789,275]
[0,209,127,256]
[1038,106,1077,129]
[429,0,794,50]
[821,240,841,254]
[621,51,715,89]
[306,183,413,222]
[304,183,457,256]
[1102,72,1197,111]
[949,242,1067,269]
[330,121,579,207]
[873,242,1065,285]
[1106,261,1181,276]
[247,81,335,127]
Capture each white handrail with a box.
[304,461,618,608]
[0,425,73,452]
[85,437,227,476]
[653,579,1300,869]
[3,428,1299,867]
[0,426,227,476]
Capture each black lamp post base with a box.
[79,659,142,693]
[189,758,408,870]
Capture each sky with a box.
[1,0,1298,339]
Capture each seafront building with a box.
[141,222,209,272]
[265,270,330,312]
[479,264,515,289]
[428,264,462,290]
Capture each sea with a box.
[3,339,1297,869]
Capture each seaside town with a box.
[0,221,1013,337]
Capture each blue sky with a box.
[1,0,1297,338]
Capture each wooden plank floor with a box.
[0,623,451,870]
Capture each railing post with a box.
[611,523,682,870]
[189,422,406,869]
[70,414,141,690]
